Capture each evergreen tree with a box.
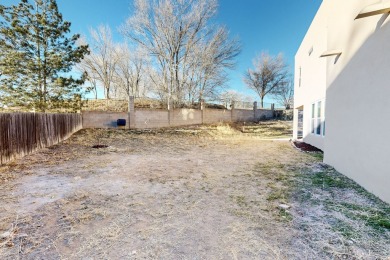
[0,0,89,112]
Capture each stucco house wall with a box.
[324,0,390,203]
[293,1,328,150]
[294,0,390,203]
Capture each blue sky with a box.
[3,0,322,101]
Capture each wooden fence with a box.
[0,113,82,165]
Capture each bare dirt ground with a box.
[0,121,389,259]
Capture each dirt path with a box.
[0,125,389,259]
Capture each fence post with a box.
[253,101,258,121]
[128,96,135,129]
[168,100,174,126]
[231,101,235,122]
[200,100,205,124]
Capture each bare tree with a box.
[86,76,99,100]
[190,27,240,102]
[120,0,239,107]
[77,25,119,99]
[114,44,147,98]
[220,89,253,102]
[219,89,253,108]
[274,80,294,109]
[244,52,288,108]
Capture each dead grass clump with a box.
[198,123,241,139]
[235,120,293,138]
[215,124,237,135]
[0,216,19,250]
[0,166,15,184]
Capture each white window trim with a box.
[310,99,326,137]
[311,103,315,134]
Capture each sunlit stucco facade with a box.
[294,0,390,203]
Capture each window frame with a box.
[311,103,315,134]
[316,101,322,135]
[311,100,325,137]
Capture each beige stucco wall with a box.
[324,0,390,203]
[293,0,328,150]
[295,0,390,203]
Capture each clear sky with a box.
[3,0,322,101]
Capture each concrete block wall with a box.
[82,99,277,129]
[233,109,254,122]
[255,109,274,120]
[82,111,129,129]
[203,109,232,124]
[170,109,202,127]
[135,109,169,129]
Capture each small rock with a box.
[1,231,11,239]
[278,204,291,210]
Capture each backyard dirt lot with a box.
[0,122,389,259]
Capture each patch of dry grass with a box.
[0,125,388,259]
[289,162,390,259]
[234,120,293,138]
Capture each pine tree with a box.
[0,0,89,112]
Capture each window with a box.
[316,101,321,135]
[322,103,326,136]
[311,103,315,134]
[311,101,325,136]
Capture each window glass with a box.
[323,103,326,136]
[316,101,322,135]
[312,104,315,118]
[311,103,315,133]
[317,101,321,118]
[316,120,321,135]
